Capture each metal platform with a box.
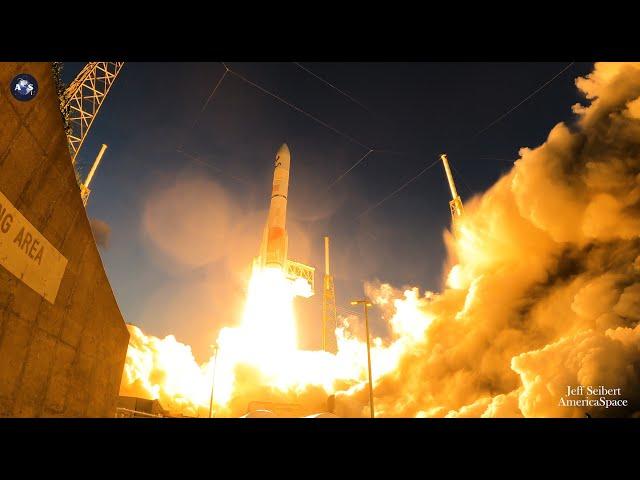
[285,259,315,294]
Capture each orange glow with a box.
[120,263,435,417]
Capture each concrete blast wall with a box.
[0,62,129,417]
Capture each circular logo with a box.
[10,73,38,102]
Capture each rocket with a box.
[259,143,291,269]
[255,143,316,295]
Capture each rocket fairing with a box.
[260,143,291,269]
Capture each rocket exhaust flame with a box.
[121,63,640,418]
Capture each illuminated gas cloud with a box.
[121,62,640,418]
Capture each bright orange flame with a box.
[211,270,435,416]
[235,266,299,354]
[212,265,317,406]
[121,262,435,417]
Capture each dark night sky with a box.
[62,62,594,361]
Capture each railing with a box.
[115,407,164,418]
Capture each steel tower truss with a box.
[61,62,124,164]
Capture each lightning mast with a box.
[80,144,108,206]
[440,153,464,226]
[322,236,338,353]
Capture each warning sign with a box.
[0,190,68,303]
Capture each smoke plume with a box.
[90,218,111,249]
[358,62,640,418]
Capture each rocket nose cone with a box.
[275,143,290,170]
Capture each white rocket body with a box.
[259,143,290,269]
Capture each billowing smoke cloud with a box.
[121,63,640,417]
[90,218,111,249]
[120,324,212,417]
[354,62,640,418]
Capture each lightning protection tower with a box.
[440,153,464,228]
[322,236,338,353]
[80,144,108,206]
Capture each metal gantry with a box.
[61,62,124,164]
[285,259,315,294]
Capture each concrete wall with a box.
[0,62,129,417]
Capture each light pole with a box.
[208,344,219,419]
[351,298,375,418]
